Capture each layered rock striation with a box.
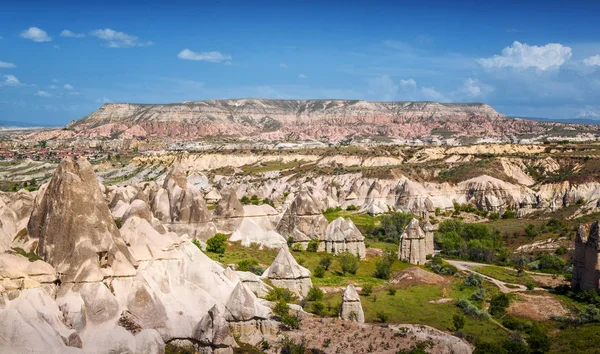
[398,218,434,265]
[572,222,600,293]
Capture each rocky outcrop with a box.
[213,189,244,234]
[276,188,328,248]
[27,158,137,283]
[193,305,236,353]
[572,222,600,293]
[323,217,366,259]
[340,284,364,323]
[398,219,433,265]
[151,162,216,240]
[262,247,312,299]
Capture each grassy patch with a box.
[323,210,381,235]
[550,323,600,353]
[472,265,534,286]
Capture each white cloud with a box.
[90,28,152,48]
[477,41,572,71]
[399,79,417,89]
[64,84,73,90]
[68,91,81,96]
[421,87,449,102]
[298,73,307,79]
[280,63,288,68]
[20,27,51,42]
[1,75,21,86]
[583,55,600,67]
[177,49,232,63]
[0,61,16,68]
[36,90,52,97]
[458,78,494,98]
[52,79,59,83]
[49,85,57,89]
[97,97,112,103]
[367,75,398,101]
[60,29,85,38]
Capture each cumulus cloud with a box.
[421,87,449,102]
[399,79,417,89]
[64,84,73,90]
[1,75,21,86]
[477,41,572,71]
[458,78,494,98]
[0,61,16,68]
[90,28,153,48]
[60,30,85,38]
[36,90,52,97]
[298,73,307,79]
[20,27,52,42]
[584,55,600,67]
[177,49,232,63]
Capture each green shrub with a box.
[319,254,333,270]
[361,284,373,296]
[237,259,264,275]
[375,311,389,323]
[526,280,535,291]
[279,335,307,354]
[490,293,510,316]
[206,233,227,254]
[311,301,326,316]
[463,273,484,288]
[313,265,325,278]
[488,212,500,220]
[453,314,465,331]
[555,246,567,255]
[306,287,324,301]
[266,287,297,302]
[346,204,358,211]
[536,254,565,272]
[502,210,517,219]
[338,251,359,275]
[374,256,393,280]
[388,288,396,296]
[526,325,550,354]
[307,239,319,252]
[470,288,486,302]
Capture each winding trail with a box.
[444,259,547,293]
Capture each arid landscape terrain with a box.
[0,99,600,354]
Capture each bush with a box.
[524,224,538,239]
[361,284,373,296]
[279,336,307,354]
[555,246,567,255]
[536,254,565,273]
[375,311,388,323]
[237,258,259,272]
[319,254,333,270]
[374,256,393,280]
[490,293,511,316]
[311,301,326,316]
[471,288,486,302]
[338,251,359,275]
[306,287,324,301]
[388,288,396,296]
[456,298,489,319]
[502,210,517,219]
[526,280,535,291]
[378,212,414,242]
[453,314,465,331]
[307,239,319,252]
[488,212,500,221]
[206,233,227,254]
[526,325,551,354]
[313,265,325,278]
[266,287,297,302]
[463,273,484,288]
[346,204,358,211]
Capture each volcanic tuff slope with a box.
[66,98,584,141]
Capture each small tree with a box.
[338,251,359,275]
[463,273,484,288]
[319,254,333,270]
[314,265,325,278]
[307,239,319,252]
[490,293,510,316]
[527,325,551,354]
[306,287,324,301]
[206,233,227,254]
[374,256,392,280]
[453,314,465,331]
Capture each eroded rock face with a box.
[398,219,433,265]
[262,247,312,298]
[27,158,137,283]
[340,284,364,323]
[323,217,366,259]
[572,222,600,293]
[276,189,328,247]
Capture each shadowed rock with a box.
[340,284,364,323]
[572,222,600,293]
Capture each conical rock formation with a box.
[262,246,312,298]
[323,217,366,259]
[340,284,364,323]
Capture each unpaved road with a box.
[445,259,546,293]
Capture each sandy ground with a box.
[507,293,571,321]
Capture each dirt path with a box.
[444,259,546,293]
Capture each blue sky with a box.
[1,0,600,125]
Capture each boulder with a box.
[262,247,312,298]
[194,305,236,352]
[340,284,364,323]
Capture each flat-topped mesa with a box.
[261,246,312,298]
[398,218,434,265]
[323,217,366,259]
[276,188,328,248]
[27,157,137,282]
[340,284,364,323]
[62,99,564,141]
[572,222,600,293]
